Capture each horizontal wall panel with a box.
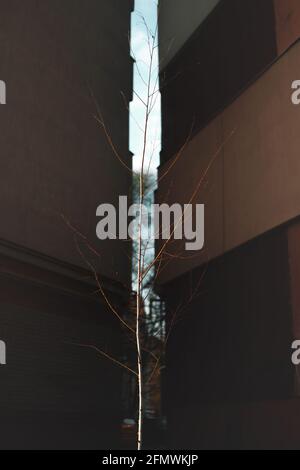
[156,40,300,285]
[155,116,224,285]
[223,40,300,252]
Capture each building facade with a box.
[0,0,133,449]
[158,0,300,449]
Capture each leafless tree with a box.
[61,5,235,450]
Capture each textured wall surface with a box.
[158,0,220,68]
[156,40,300,284]
[158,0,300,449]
[159,0,277,163]
[0,242,129,448]
[275,0,300,54]
[163,226,295,449]
[0,0,133,449]
[0,0,133,285]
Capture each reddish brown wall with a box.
[163,226,295,449]
[0,0,133,286]
[156,40,300,285]
[0,246,126,449]
[274,0,300,54]
[159,0,300,167]
[158,0,300,450]
[288,221,300,339]
[168,399,300,449]
[159,0,277,164]
[0,0,133,449]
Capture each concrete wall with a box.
[275,0,300,54]
[288,220,300,340]
[0,0,133,449]
[156,40,300,284]
[159,0,220,68]
[163,224,295,449]
[0,238,130,448]
[159,0,277,165]
[167,399,300,449]
[159,0,300,71]
[0,0,133,286]
[157,0,300,450]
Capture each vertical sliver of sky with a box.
[130,1,161,294]
[130,0,161,174]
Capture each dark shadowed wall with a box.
[0,0,133,284]
[158,0,300,449]
[0,0,133,449]
[163,226,296,448]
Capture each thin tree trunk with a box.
[135,19,156,446]
[136,231,143,450]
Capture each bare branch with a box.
[67,342,138,376]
